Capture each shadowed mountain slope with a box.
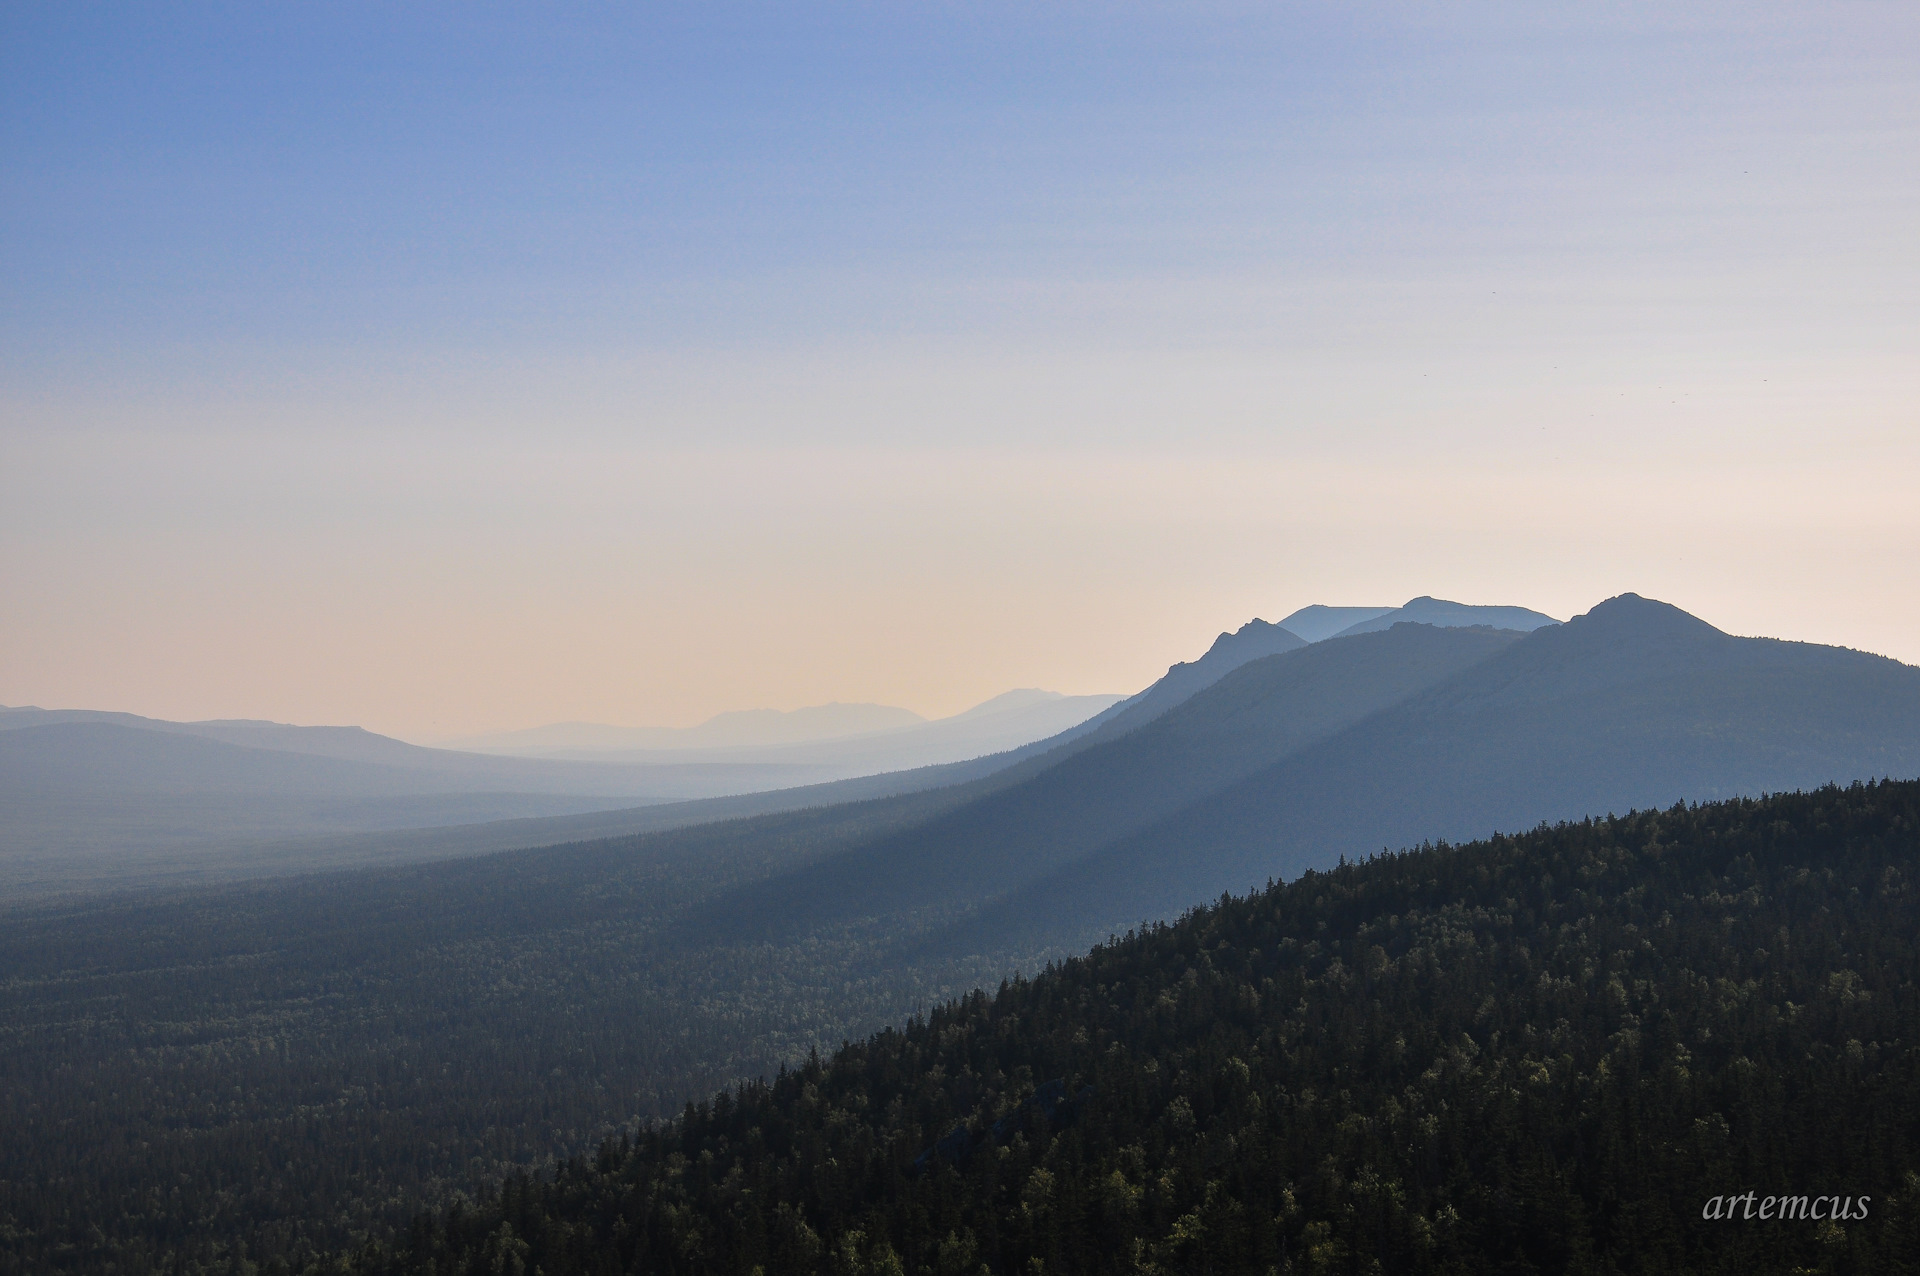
[354,781,1920,1276]
[960,594,1920,948]
[1068,618,1309,740]
[694,623,1522,938]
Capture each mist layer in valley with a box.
[0,688,1120,894]
[0,596,1550,896]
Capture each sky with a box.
[3,1,1917,742]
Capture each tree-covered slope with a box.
[365,780,1920,1276]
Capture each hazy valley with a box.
[4,595,1918,1273]
[0,690,1120,896]
[13,11,1914,1271]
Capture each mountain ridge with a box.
[1070,618,1309,740]
[1272,603,1394,641]
[1326,594,1561,639]
[947,593,1920,950]
[689,623,1525,940]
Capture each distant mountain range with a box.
[442,701,933,753]
[9,592,1916,1271]
[440,690,1126,769]
[14,592,1890,916]
[692,620,1517,941]
[1060,598,1560,743]
[690,594,1920,955]
[1275,597,1560,642]
[0,689,1122,894]
[5,601,1569,894]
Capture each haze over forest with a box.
[3,4,1917,1274]
[7,590,1920,1272]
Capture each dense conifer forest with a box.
[361,781,1920,1275]
[0,792,1048,1276]
[3,770,1917,1274]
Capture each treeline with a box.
[362,782,1920,1275]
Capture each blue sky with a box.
[13,2,1908,364]
[4,2,1917,736]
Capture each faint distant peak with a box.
[699,702,928,732]
[1328,597,1560,640]
[445,701,928,753]
[946,689,1067,721]
[1273,605,1396,643]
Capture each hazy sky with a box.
[4,2,1916,741]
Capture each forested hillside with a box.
[361,781,1920,1276]
[6,597,1919,1274]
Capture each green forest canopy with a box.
[359,780,1920,1276]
